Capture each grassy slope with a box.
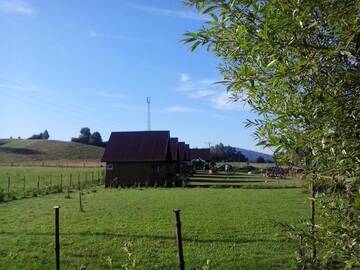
[0,188,307,270]
[0,140,104,163]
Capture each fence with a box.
[0,170,105,202]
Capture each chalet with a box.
[101,131,176,187]
[190,148,211,161]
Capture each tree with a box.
[184,1,359,268]
[72,128,105,147]
[42,130,49,140]
[256,156,265,163]
[89,131,103,146]
[28,130,49,140]
[210,143,247,162]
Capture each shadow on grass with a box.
[0,147,42,155]
[0,231,285,244]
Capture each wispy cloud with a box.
[111,103,145,111]
[88,30,147,43]
[130,4,207,21]
[164,106,198,113]
[0,0,34,15]
[177,74,249,111]
[95,91,125,99]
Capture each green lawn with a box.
[0,187,308,270]
[188,172,304,188]
[0,166,104,198]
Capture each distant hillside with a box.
[236,148,273,162]
[0,139,104,163]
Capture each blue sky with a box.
[0,0,270,154]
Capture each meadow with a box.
[0,186,308,270]
[0,166,105,199]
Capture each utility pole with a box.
[146,96,151,131]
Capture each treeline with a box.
[210,143,247,162]
[71,127,106,147]
[28,130,50,140]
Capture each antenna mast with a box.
[146,96,151,131]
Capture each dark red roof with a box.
[185,144,190,161]
[102,131,170,162]
[178,142,186,161]
[190,148,211,161]
[170,138,178,161]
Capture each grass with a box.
[0,139,104,164]
[188,172,304,188]
[0,166,105,199]
[0,187,308,270]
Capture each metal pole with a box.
[54,206,60,270]
[310,178,317,265]
[173,209,185,270]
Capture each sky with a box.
[0,0,271,154]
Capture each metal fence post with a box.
[173,209,185,270]
[54,206,60,270]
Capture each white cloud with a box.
[88,30,147,43]
[0,0,34,15]
[130,4,207,21]
[111,104,145,111]
[95,91,125,99]
[177,74,249,111]
[164,106,198,113]
[180,73,189,82]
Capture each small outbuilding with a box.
[102,130,175,187]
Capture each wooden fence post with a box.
[54,206,60,270]
[37,176,40,194]
[92,171,94,185]
[69,174,72,189]
[23,176,26,197]
[60,175,63,192]
[79,192,84,212]
[173,209,185,270]
[78,174,81,191]
[7,176,10,194]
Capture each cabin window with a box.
[107,163,114,171]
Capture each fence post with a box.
[92,171,94,185]
[79,192,84,212]
[69,174,72,189]
[50,175,53,189]
[7,176,10,194]
[78,174,81,191]
[54,206,60,270]
[60,175,63,192]
[37,176,40,194]
[23,176,26,197]
[173,209,185,270]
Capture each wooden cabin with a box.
[101,131,176,187]
[190,148,211,161]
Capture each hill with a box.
[0,139,104,164]
[236,148,273,162]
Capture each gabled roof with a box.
[178,142,186,161]
[185,144,190,161]
[190,148,211,161]
[102,131,170,162]
[170,137,178,161]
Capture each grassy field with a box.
[0,166,105,199]
[188,172,304,188]
[0,187,308,270]
[0,139,104,165]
